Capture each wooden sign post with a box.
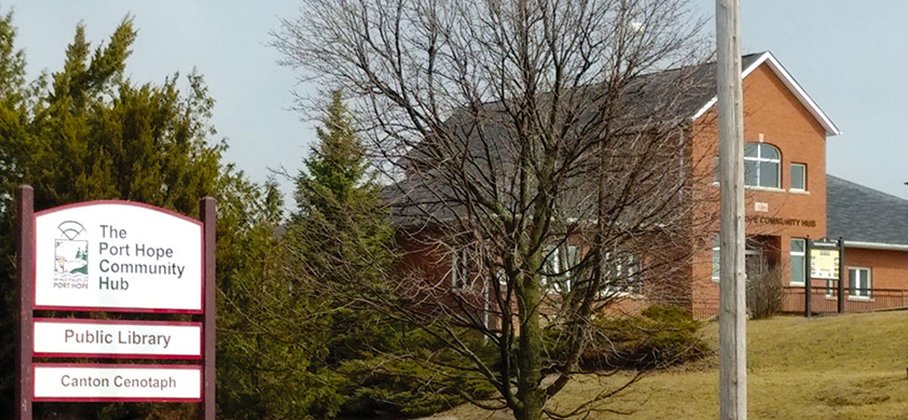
[805,237,844,317]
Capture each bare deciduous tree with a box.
[275,1,715,418]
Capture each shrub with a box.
[747,266,783,320]
[334,329,497,418]
[577,305,710,371]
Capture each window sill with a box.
[745,185,786,193]
[790,282,805,287]
[788,189,810,195]
[825,295,874,302]
[598,290,646,300]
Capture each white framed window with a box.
[848,267,871,300]
[790,238,805,285]
[825,279,837,298]
[711,237,720,282]
[543,245,561,277]
[543,245,581,292]
[744,143,781,188]
[540,245,560,292]
[451,248,469,289]
[605,252,641,294]
[563,245,580,278]
[790,163,806,191]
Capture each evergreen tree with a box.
[278,91,491,419]
[216,91,400,419]
[291,90,391,266]
[290,90,394,354]
[285,91,399,416]
[0,15,284,419]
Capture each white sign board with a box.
[34,202,203,312]
[34,319,202,359]
[810,247,840,280]
[33,364,201,402]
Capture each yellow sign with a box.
[810,248,839,280]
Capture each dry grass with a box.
[431,311,908,419]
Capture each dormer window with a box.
[744,143,780,188]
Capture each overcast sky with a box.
[6,0,908,205]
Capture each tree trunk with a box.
[514,270,544,420]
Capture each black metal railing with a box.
[781,286,908,314]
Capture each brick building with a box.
[389,51,908,320]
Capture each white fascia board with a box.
[689,51,841,136]
[844,241,908,252]
[690,54,764,121]
[760,53,841,136]
[689,97,717,122]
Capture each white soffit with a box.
[690,51,841,136]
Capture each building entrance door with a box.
[745,248,765,282]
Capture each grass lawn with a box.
[432,311,908,419]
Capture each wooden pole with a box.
[200,197,217,420]
[716,0,747,418]
[15,185,34,420]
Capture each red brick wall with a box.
[686,62,830,318]
[780,247,908,314]
[844,247,908,290]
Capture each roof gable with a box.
[690,51,840,136]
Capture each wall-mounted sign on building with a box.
[34,202,203,313]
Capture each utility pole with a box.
[716,0,747,419]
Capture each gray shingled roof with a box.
[827,175,908,246]
[388,54,766,225]
[641,52,763,123]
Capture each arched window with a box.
[744,143,780,188]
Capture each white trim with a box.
[790,162,807,192]
[824,279,837,298]
[710,244,720,282]
[844,241,908,252]
[744,142,781,188]
[847,266,872,300]
[543,245,561,276]
[451,247,469,289]
[600,289,646,300]
[790,238,806,286]
[744,185,786,193]
[689,51,841,136]
[690,97,717,122]
[740,53,766,79]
